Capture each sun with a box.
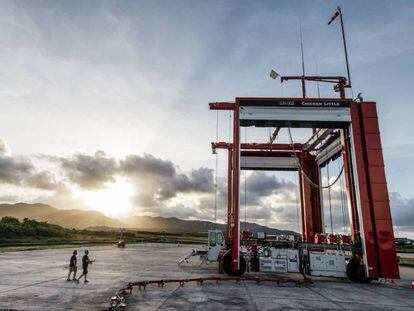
[81,178,135,218]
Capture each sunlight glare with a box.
[82,178,134,218]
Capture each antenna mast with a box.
[299,21,306,98]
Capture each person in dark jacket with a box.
[67,250,78,281]
[76,249,94,283]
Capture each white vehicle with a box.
[178,230,225,265]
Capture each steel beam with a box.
[303,128,334,151]
[212,142,303,152]
[209,102,234,110]
[315,137,342,166]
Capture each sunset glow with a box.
[79,178,135,218]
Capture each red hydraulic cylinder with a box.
[341,128,360,241]
[227,149,233,242]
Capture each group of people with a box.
[67,249,95,283]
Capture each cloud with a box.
[120,154,213,206]
[0,141,60,191]
[241,171,296,206]
[2,138,413,237]
[390,192,414,234]
[0,156,34,184]
[0,139,11,156]
[59,151,118,189]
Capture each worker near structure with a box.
[76,249,94,283]
[67,250,78,281]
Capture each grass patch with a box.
[399,257,414,267]
[396,245,414,253]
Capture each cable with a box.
[294,172,301,234]
[287,127,343,189]
[326,163,334,234]
[338,156,347,234]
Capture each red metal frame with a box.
[210,96,399,279]
[232,100,240,271]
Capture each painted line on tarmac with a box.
[0,277,66,294]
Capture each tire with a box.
[347,256,372,283]
[223,251,246,276]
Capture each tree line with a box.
[0,217,71,238]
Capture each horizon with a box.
[1,1,414,238]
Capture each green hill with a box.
[0,203,298,236]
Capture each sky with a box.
[0,0,413,237]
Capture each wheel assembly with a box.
[222,251,246,276]
[346,256,372,283]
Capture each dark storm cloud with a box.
[0,151,60,191]
[240,171,296,205]
[243,172,295,196]
[390,192,414,230]
[120,154,176,178]
[59,151,118,189]
[0,156,34,184]
[119,154,214,206]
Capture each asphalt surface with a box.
[0,244,413,310]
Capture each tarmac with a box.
[0,243,413,310]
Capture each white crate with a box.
[271,249,299,273]
[309,250,346,278]
[259,257,288,273]
[259,258,274,272]
[287,249,300,272]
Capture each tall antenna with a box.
[299,20,306,98]
[328,6,352,88]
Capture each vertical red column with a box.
[310,161,322,235]
[300,152,322,242]
[232,100,240,271]
[351,102,399,279]
[227,148,233,242]
[351,102,379,277]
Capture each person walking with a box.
[76,249,94,283]
[67,250,77,281]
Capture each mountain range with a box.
[0,203,298,235]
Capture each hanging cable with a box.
[326,163,334,234]
[287,127,343,189]
[341,155,349,233]
[294,172,301,234]
[338,156,347,234]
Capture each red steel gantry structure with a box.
[209,92,399,281]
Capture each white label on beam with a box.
[240,107,351,123]
[241,156,298,170]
